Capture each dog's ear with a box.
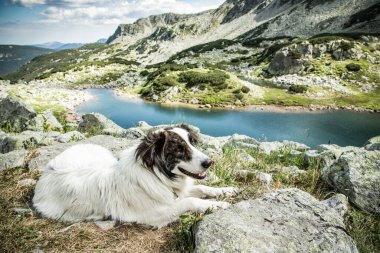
[135,130,168,169]
[178,124,199,145]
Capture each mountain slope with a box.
[0,45,53,75]
[105,0,380,64]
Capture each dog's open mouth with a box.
[178,167,207,180]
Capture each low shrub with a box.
[235,92,244,100]
[288,51,302,59]
[346,63,361,72]
[140,70,149,77]
[178,70,230,90]
[288,85,307,93]
[241,86,250,93]
[154,76,179,87]
[341,41,354,51]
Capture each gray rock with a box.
[304,149,320,165]
[322,147,380,214]
[94,220,116,231]
[317,144,341,152]
[222,134,259,149]
[121,127,145,139]
[137,121,151,128]
[0,131,55,153]
[43,110,63,131]
[365,135,380,151]
[28,135,139,171]
[27,114,45,132]
[194,188,358,253]
[0,94,36,132]
[256,172,272,188]
[259,140,309,155]
[322,194,349,217]
[18,178,37,187]
[78,113,126,137]
[0,149,28,171]
[267,51,304,76]
[281,165,306,175]
[57,131,85,143]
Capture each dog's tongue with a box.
[198,172,206,177]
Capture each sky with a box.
[0,0,224,45]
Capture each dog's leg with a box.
[187,185,238,198]
[146,197,230,228]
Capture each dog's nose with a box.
[201,159,213,169]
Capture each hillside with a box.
[3,0,380,111]
[105,0,380,64]
[0,45,53,75]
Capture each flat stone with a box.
[194,188,358,253]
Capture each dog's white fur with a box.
[33,127,235,228]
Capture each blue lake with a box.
[77,89,380,148]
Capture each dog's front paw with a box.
[220,186,239,197]
[210,201,230,210]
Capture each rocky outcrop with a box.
[78,113,126,137]
[0,95,36,132]
[56,131,85,143]
[194,188,358,253]
[322,147,380,214]
[258,140,309,155]
[365,135,380,151]
[267,51,304,76]
[0,131,56,154]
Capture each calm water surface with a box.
[77,89,380,147]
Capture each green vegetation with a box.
[170,39,235,60]
[4,43,108,81]
[178,70,230,90]
[346,63,361,72]
[288,85,308,94]
[241,86,250,93]
[0,45,53,75]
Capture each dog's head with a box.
[135,124,212,180]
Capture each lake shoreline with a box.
[112,88,379,114]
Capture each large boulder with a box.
[28,135,139,171]
[322,147,380,214]
[267,51,304,76]
[194,188,358,253]
[78,113,126,137]
[0,95,36,132]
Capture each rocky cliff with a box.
[106,0,380,64]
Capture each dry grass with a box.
[0,168,181,253]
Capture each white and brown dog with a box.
[33,125,236,228]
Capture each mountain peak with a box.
[105,0,380,64]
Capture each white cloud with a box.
[2,0,223,44]
[39,0,219,25]
[11,0,46,7]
